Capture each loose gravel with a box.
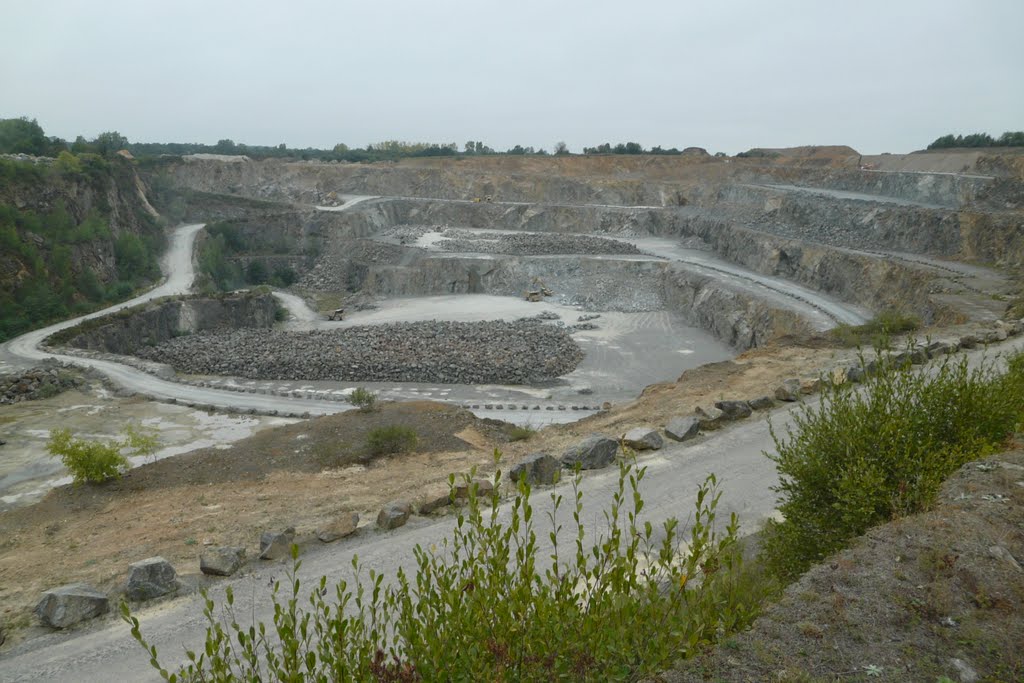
[139,320,585,385]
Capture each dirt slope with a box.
[661,449,1024,683]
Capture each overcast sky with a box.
[3,0,1022,155]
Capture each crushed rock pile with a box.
[1,367,82,405]
[138,320,585,385]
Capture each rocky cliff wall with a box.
[57,293,278,355]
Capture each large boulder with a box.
[35,583,109,629]
[455,478,495,501]
[748,395,775,411]
[665,416,700,442]
[510,453,561,485]
[694,405,726,429]
[200,547,246,576]
[774,379,802,402]
[125,557,178,601]
[259,527,296,560]
[560,435,618,470]
[622,427,663,451]
[377,501,413,530]
[416,485,454,514]
[317,512,360,543]
[714,400,752,420]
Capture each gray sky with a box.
[3,0,1022,155]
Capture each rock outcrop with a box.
[35,583,109,629]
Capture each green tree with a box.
[0,117,48,155]
[94,131,129,158]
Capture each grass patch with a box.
[760,350,1024,582]
[505,424,536,442]
[830,310,921,347]
[365,425,418,456]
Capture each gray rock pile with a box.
[139,321,585,385]
[1,367,81,405]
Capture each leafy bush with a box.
[506,424,535,442]
[365,425,417,455]
[124,457,770,680]
[830,309,921,348]
[347,387,378,413]
[47,424,159,484]
[761,351,1024,581]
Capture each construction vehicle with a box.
[472,197,482,203]
[524,277,553,302]
[484,194,493,202]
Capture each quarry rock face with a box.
[35,583,109,629]
[560,435,618,470]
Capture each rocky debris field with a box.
[138,320,585,384]
[436,229,642,256]
[0,367,81,405]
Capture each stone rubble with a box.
[139,320,585,385]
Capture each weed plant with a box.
[830,310,920,347]
[47,424,158,484]
[761,350,1024,581]
[348,387,379,413]
[366,425,418,456]
[123,456,770,681]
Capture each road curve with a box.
[0,223,345,416]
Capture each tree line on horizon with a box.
[927,130,1024,150]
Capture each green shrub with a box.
[124,457,770,680]
[348,387,378,413]
[830,310,921,348]
[47,424,159,484]
[761,351,1024,581]
[506,424,536,442]
[365,425,417,455]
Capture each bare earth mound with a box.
[662,449,1024,683]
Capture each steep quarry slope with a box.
[0,154,167,341]
[147,148,1023,349]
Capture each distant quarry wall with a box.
[53,292,279,356]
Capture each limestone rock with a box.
[665,416,700,442]
[959,334,978,349]
[35,583,109,629]
[510,452,561,485]
[416,485,454,514]
[560,434,618,470]
[259,527,296,560]
[695,405,726,429]
[799,378,822,394]
[316,513,360,543]
[927,339,957,356]
[200,546,246,576]
[377,501,412,530]
[125,557,178,601]
[774,379,802,402]
[622,427,663,451]
[845,365,865,383]
[748,395,775,410]
[714,400,752,420]
[455,478,495,500]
